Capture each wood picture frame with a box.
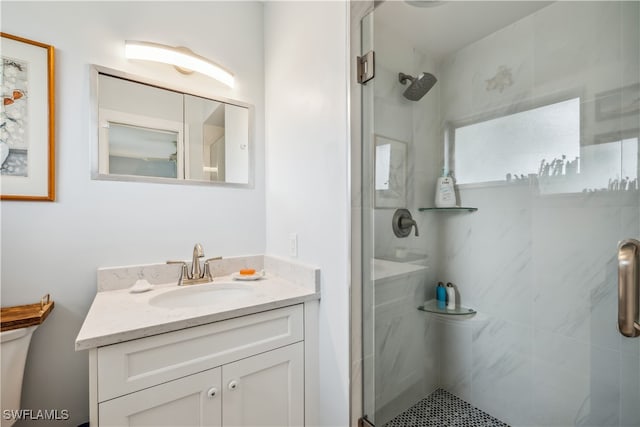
[1,32,55,201]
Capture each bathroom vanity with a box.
[76,255,320,427]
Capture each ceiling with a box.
[375,1,553,59]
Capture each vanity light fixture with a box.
[124,40,235,88]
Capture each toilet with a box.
[0,325,38,427]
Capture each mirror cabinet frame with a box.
[89,64,255,188]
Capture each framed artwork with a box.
[374,135,407,208]
[1,33,55,201]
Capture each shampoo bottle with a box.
[436,282,446,309]
[435,169,457,208]
[446,282,456,310]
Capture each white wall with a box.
[264,2,350,426]
[0,2,265,426]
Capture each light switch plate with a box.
[289,233,298,258]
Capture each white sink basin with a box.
[149,282,254,309]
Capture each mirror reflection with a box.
[108,124,180,179]
[184,95,249,183]
[95,70,251,185]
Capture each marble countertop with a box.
[75,273,320,351]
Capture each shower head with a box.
[398,72,437,101]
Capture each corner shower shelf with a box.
[418,207,478,212]
[418,299,476,316]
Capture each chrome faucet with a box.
[167,243,221,286]
[191,243,204,279]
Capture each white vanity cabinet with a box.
[90,305,306,427]
[99,367,222,427]
[222,343,303,426]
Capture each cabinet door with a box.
[222,342,304,427]
[99,367,221,427]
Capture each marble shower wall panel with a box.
[372,19,442,246]
[531,329,621,427]
[436,2,640,425]
[437,317,473,402]
[372,22,419,263]
[531,202,622,343]
[531,2,623,102]
[470,316,533,427]
[619,7,640,421]
[590,254,620,353]
[373,209,439,266]
[439,185,534,325]
[531,2,639,151]
[616,199,640,427]
[439,15,534,124]
[412,50,442,210]
[531,329,591,426]
[586,345,622,427]
[620,348,640,426]
[374,269,436,424]
[530,194,639,346]
[622,2,640,88]
[373,22,414,146]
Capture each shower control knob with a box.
[392,209,419,238]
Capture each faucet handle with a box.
[392,209,419,238]
[167,260,189,285]
[400,217,419,237]
[203,257,222,281]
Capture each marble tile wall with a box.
[373,266,438,426]
[436,3,640,426]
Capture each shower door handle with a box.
[618,239,640,338]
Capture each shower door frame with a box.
[349,1,376,426]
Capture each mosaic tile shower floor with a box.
[383,388,510,427]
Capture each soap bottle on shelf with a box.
[446,282,456,309]
[435,168,457,208]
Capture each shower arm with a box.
[398,72,415,85]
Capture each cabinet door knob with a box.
[228,380,239,390]
[207,387,218,398]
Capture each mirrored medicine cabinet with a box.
[90,65,253,187]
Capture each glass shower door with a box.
[361,2,640,426]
